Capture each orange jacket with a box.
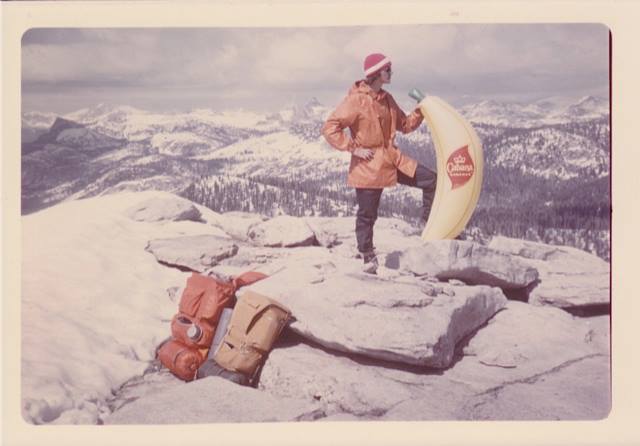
[322,80,424,188]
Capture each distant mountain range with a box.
[21,95,610,202]
[22,95,609,136]
[457,95,608,127]
[21,96,610,258]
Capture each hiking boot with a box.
[362,250,378,274]
[355,246,377,259]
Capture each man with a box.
[322,53,437,274]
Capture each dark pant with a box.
[355,164,437,254]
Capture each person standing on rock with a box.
[322,53,437,274]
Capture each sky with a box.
[21,24,610,114]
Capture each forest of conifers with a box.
[181,162,610,260]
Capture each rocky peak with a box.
[49,116,85,133]
[304,97,322,108]
[28,117,85,147]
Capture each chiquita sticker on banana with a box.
[409,88,484,241]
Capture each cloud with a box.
[22,42,155,84]
[21,25,609,113]
[343,25,459,67]
[23,29,215,86]
[251,29,344,85]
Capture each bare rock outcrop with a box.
[393,239,539,289]
[444,301,608,390]
[258,341,469,420]
[488,236,610,308]
[454,355,610,420]
[126,195,203,222]
[303,218,339,248]
[105,375,324,424]
[23,191,612,425]
[314,216,423,261]
[241,264,507,368]
[209,211,267,242]
[258,301,609,421]
[145,235,238,272]
[248,215,317,247]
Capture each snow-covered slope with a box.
[150,132,220,157]
[458,95,609,127]
[21,191,226,424]
[492,127,609,179]
[460,100,546,127]
[22,110,58,130]
[193,130,345,178]
[563,96,609,119]
[20,95,609,215]
[63,104,279,141]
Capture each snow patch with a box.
[150,132,218,156]
[21,191,215,424]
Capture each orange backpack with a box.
[157,271,267,381]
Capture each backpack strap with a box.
[231,271,269,290]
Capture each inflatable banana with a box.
[409,89,483,241]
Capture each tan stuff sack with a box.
[156,339,206,382]
[172,271,269,350]
[214,290,291,380]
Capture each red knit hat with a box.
[363,53,391,77]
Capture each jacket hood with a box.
[349,80,388,99]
